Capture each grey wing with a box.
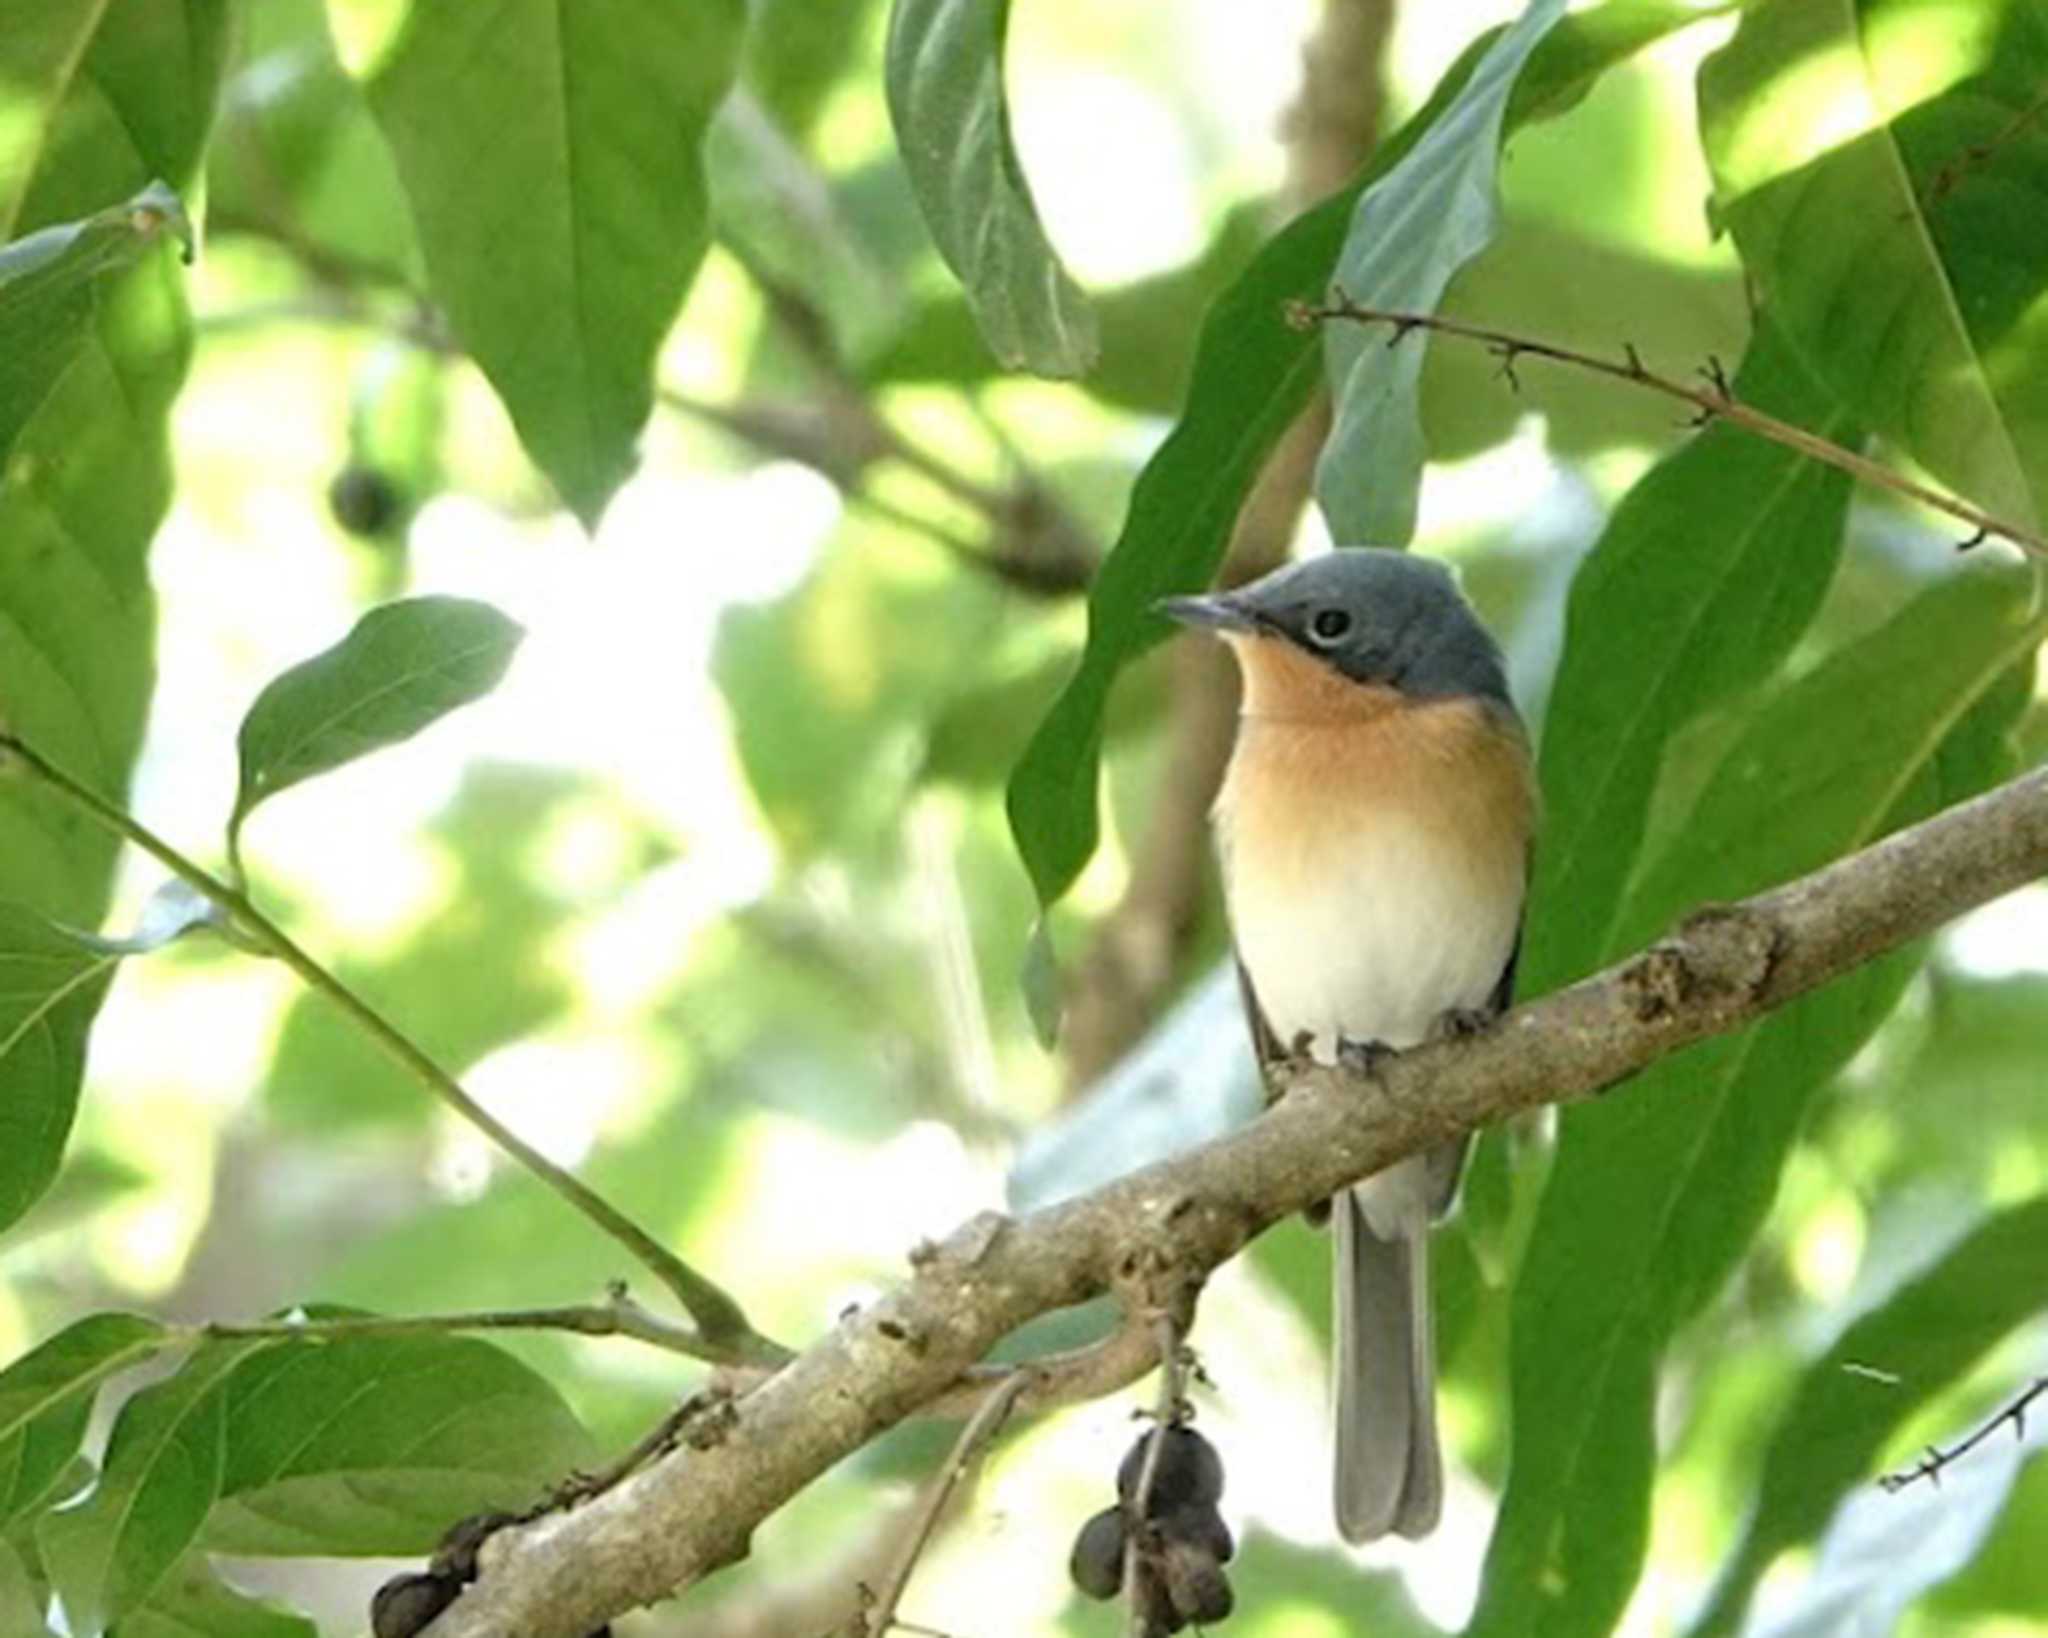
[1234,954,1286,1086]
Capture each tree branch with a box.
[426,758,2048,1637]
[1290,296,2048,557]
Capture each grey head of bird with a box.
[1157,548,1512,711]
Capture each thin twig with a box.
[864,1371,1030,1636]
[0,729,787,1368]
[197,1282,710,1359]
[1290,295,2048,558]
[1121,1316,1188,1636]
[1879,1376,2048,1491]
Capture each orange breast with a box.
[1215,635,1535,1051]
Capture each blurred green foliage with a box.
[0,0,2045,1635]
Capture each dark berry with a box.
[370,1571,458,1638]
[329,465,404,538]
[1117,1425,1224,1512]
[1160,1501,1234,1562]
[1069,1506,1127,1599]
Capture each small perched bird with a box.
[1161,549,1535,1542]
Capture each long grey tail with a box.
[1332,1172,1441,1542]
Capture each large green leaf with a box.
[1700,0,2048,531]
[37,1328,593,1632]
[745,0,883,140]
[0,0,227,1229]
[0,183,189,462]
[1469,569,2041,1638]
[0,1538,48,1636]
[0,908,120,1237]
[0,1316,165,1527]
[229,596,523,858]
[1315,0,1567,543]
[355,0,745,525]
[38,1339,270,1636]
[1692,1195,2048,1635]
[115,1556,317,1638]
[0,2,229,241]
[198,1327,596,1556]
[1002,0,1719,911]
[1524,318,1857,996]
[209,0,420,282]
[883,0,1096,377]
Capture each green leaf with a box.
[1470,568,2041,1638]
[1004,0,1719,910]
[36,1327,591,1629]
[209,0,421,283]
[0,1538,49,1636]
[1700,0,2048,530]
[198,1327,595,1556]
[0,3,230,239]
[0,3,226,1227]
[38,1339,270,1636]
[744,0,883,140]
[0,183,190,469]
[1524,318,1858,996]
[1692,1196,2048,1635]
[229,596,524,856]
[0,907,122,1236]
[115,1556,316,1638]
[1315,0,1568,543]
[0,1316,166,1528]
[883,0,1097,377]
[358,0,746,525]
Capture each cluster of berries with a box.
[1069,1424,1236,1633]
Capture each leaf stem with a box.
[196,1284,713,1359]
[0,729,786,1367]
[1290,295,2048,557]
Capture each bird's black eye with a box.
[1308,607,1352,645]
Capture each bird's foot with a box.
[1429,1006,1493,1044]
[1336,1034,1396,1079]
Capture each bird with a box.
[1159,548,1535,1543]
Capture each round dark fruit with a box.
[1161,1500,1234,1562]
[370,1571,458,1638]
[329,465,404,538]
[1117,1425,1224,1512]
[1069,1505,1127,1599]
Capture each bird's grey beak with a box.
[1156,593,1258,633]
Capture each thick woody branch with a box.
[428,761,2048,1638]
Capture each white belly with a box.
[1222,805,1520,1061]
